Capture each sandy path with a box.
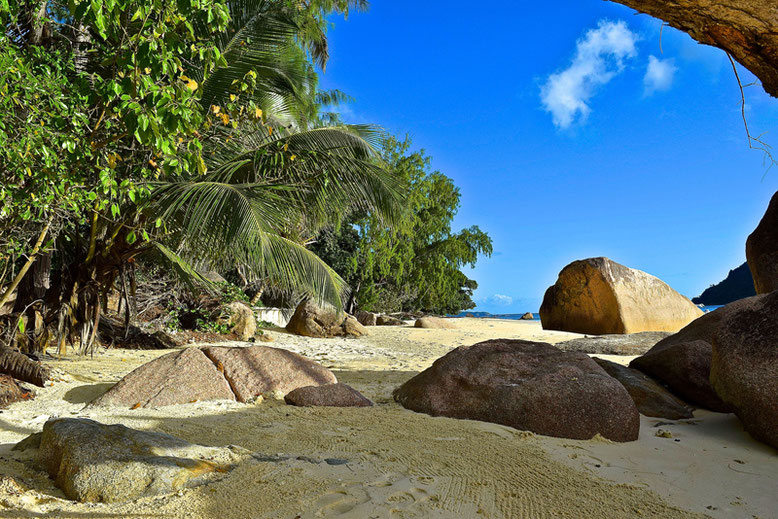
[0,318,772,518]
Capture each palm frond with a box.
[195,0,314,118]
[147,180,348,308]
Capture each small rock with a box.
[284,383,373,407]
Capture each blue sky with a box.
[320,1,778,313]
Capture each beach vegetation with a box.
[310,135,493,315]
[0,0,401,358]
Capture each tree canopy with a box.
[311,136,493,315]
[0,0,402,354]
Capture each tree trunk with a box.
[0,348,49,387]
[609,0,778,97]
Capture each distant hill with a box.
[693,263,756,305]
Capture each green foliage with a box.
[1,0,402,331]
[195,317,230,334]
[311,136,493,315]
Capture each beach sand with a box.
[0,318,774,518]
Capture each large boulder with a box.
[593,358,694,420]
[555,331,671,356]
[91,346,337,407]
[0,374,32,408]
[24,418,248,503]
[356,310,377,326]
[540,257,702,334]
[223,302,256,341]
[710,291,778,448]
[628,302,749,412]
[394,339,639,442]
[284,383,373,407]
[630,340,729,412]
[90,348,235,408]
[746,191,778,294]
[520,312,534,320]
[414,316,455,329]
[202,345,337,402]
[286,300,367,338]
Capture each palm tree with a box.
[1,0,402,363]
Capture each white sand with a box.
[0,318,774,518]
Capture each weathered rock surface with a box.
[92,345,336,407]
[630,340,729,412]
[520,312,534,320]
[710,291,778,448]
[414,317,455,329]
[90,348,235,408]
[540,258,702,335]
[394,339,639,442]
[26,418,248,503]
[0,374,31,408]
[286,300,367,338]
[555,332,671,356]
[593,358,694,420]
[377,315,404,326]
[356,310,377,326]
[202,345,337,402]
[746,191,778,294]
[223,302,256,341]
[284,383,373,407]
[627,302,761,412]
[608,0,778,98]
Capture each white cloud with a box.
[643,55,677,95]
[489,294,513,306]
[540,20,639,128]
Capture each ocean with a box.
[452,305,723,321]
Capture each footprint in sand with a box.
[313,487,370,517]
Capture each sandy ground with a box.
[0,318,774,518]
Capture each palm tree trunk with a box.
[0,348,49,387]
[0,219,52,311]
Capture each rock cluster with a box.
[91,345,336,408]
[540,257,702,335]
[593,358,693,420]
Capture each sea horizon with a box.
[452,305,724,321]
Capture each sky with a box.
[319,1,778,313]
